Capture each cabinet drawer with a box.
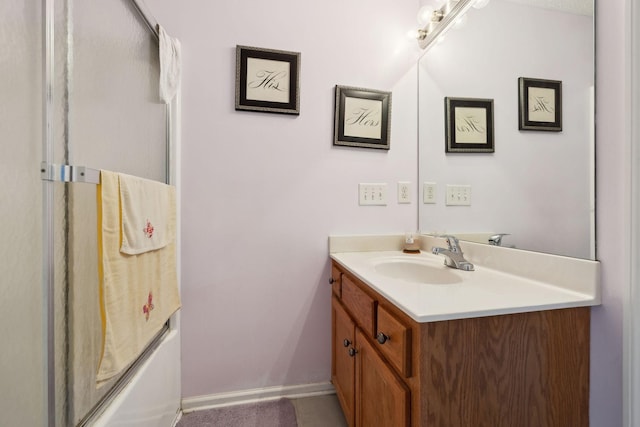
[341,275,376,338]
[376,305,411,377]
[330,265,342,297]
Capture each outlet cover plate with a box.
[423,182,436,204]
[398,182,411,204]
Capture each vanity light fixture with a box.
[416,0,476,51]
[473,0,490,8]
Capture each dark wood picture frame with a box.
[518,77,562,131]
[235,45,300,115]
[445,97,495,153]
[333,85,392,150]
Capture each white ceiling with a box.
[504,0,593,16]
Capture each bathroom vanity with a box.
[329,235,600,427]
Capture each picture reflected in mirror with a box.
[418,0,594,259]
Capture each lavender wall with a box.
[592,0,626,425]
[144,0,419,397]
[145,0,627,424]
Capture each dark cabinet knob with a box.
[343,339,351,347]
[377,332,389,344]
[348,348,357,357]
[329,277,336,284]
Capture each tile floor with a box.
[290,394,347,427]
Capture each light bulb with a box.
[417,5,435,26]
[473,0,490,9]
[453,14,468,29]
[407,29,423,40]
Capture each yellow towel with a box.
[96,170,181,386]
[120,173,172,255]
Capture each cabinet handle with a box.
[329,277,336,284]
[343,339,351,347]
[348,348,358,357]
[376,332,390,344]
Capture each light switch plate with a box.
[359,183,387,205]
[446,184,471,206]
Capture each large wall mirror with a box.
[418,0,594,259]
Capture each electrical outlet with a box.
[423,182,436,204]
[359,183,387,206]
[446,184,471,206]
[398,182,411,204]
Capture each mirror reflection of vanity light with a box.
[453,14,468,29]
[417,5,436,26]
[473,0,491,9]
[416,0,477,51]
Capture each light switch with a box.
[359,183,387,206]
[446,184,471,206]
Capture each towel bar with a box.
[41,162,100,184]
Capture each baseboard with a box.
[171,409,182,427]
[181,382,336,414]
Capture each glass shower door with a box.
[62,0,169,424]
[1,0,168,424]
[0,1,46,425]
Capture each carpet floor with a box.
[177,395,347,427]
[177,399,298,427]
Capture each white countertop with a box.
[329,235,601,323]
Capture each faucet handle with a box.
[488,233,510,246]
[442,235,460,252]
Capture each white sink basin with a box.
[330,241,600,322]
[372,256,463,285]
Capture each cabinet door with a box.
[355,329,410,427]
[331,264,342,297]
[332,297,356,427]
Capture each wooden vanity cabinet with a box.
[330,264,342,297]
[356,327,410,427]
[332,269,411,427]
[330,261,591,427]
[332,298,356,426]
[332,295,410,427]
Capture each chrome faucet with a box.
[432,235,474,271]
[488,233,510,246]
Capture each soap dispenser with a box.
[403,232,421,254]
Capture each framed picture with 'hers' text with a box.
[235,45,300,115]
[333,85,392,150]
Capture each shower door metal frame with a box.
[628,2,640,425]
[42,0,56,424]
[41,0,174,424]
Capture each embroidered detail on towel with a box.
[143,292,155,321]
[119,174,173,255]
[143,219,155,238]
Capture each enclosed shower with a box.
[1,0,180,425]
